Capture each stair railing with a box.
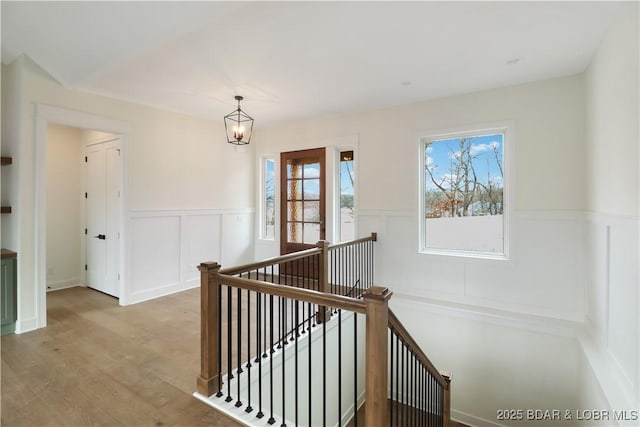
[388,310,451,427]
[196,233,450,427]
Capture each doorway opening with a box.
[45,125,122,300]
[34,105,129,330]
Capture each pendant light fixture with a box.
[224,95,254,145]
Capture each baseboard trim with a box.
[452,409,505,427]
[46,278,81,291]
[123,280,199,306]
[15,316,39,334]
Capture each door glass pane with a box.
[304,179,320,199]
[288,202,302,221]
[288,180,302,200]
[288,222,302,243]
[303,223,320,244]
[303,162,320,178]
[287,162,302,179]
[303,201,320,222]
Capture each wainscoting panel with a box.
[130,215,181,295]
[126,209,254,305]
[585,212,639,407]
[360,210,586,322]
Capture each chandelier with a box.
[223,95,254,145]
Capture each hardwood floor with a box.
[2,286,467,427]
[1,286,242,427]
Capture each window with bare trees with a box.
[420,125,511,258]
[262,157,276,240]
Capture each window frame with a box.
[418,121,514,261]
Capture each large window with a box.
[420,125,510,258]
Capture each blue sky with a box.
[425,133,503,191]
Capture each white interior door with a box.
[85,139,121,297]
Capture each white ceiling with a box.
[1,1,624,127]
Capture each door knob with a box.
[93,234,106,240]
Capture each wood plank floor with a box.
[2,286,467,427]
[1,286,242,427]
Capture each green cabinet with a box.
[1,250,17,335]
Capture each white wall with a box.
[584,2,640,415]
[45,123,83,290]
[257,75,586,322]
[1,55,255,331]
[1,59,22,254]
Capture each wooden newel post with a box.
[363,286,392,427]
[316,240,331,323]
[442,372,452,427]
[196,261,221,397]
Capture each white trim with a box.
[125,279,199,306]
[129,207,255,218]
[359,209,413,217]
[14,316,38,334]
[391,294,581,339]
[451,409,506,427]
[34,104,131,326]
[46,278,81,291]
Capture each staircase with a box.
[193,234,451,427]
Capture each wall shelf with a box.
[2,156,13,214]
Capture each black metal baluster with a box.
[277,293,282,350]
[257,291,264,419]
[246,290,253,413]
[358,242,362,294]
[402,344,406,424]
[216,283,223,397]
[412,353,419,426]
[419,365,423,427]
[410,352,414,426]
[338,308,342,427]
[308,304,312,427]
[236,287,243,408]
[390,331,394,427]
[226,285,233,403]
[281,297,286,427]
[322,311,326,427]
[353,313,358,426]
[397,335,401,427]
[295,300,299,426]
[268,294,275,425]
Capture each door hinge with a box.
[118,273,120,280]
[85,264,88,271]
[85,192,88,199]
[85,228,87,235]
[85,156,88,162]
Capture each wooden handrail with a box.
[212,271,367,314]
[388,309,449,388]
[218,233,377,276]
[328,232,377,250]
[218,246,322,276]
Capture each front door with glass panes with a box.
[280,148,326,278]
